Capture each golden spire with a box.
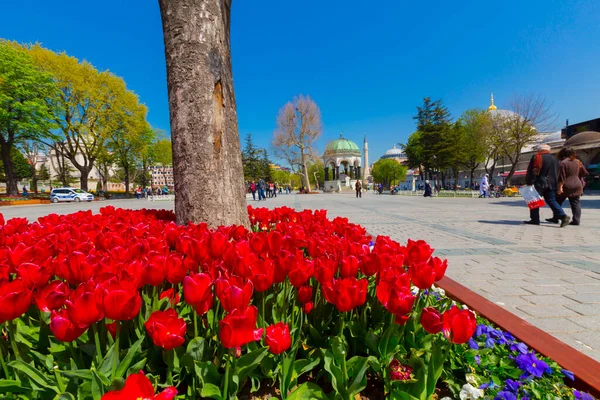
[488,93,497,111]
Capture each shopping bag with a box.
[518,185,546,210]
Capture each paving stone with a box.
[517,305,580,318]
[520,285,576,295]
[567,316,600,330]
[565,293,600,304]
[524,278,568,286]
[525,317,587,333]
[564,303,600,316]
[571,332,600,349]
[567,285,600,293]
[561,276,600,285]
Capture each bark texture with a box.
[159,0,248,227]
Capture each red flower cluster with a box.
[101,371,177,400]
[390,359,414,381]
[0,204,471,354]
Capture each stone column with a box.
[324,167,329,182]
[349,166,354,179]
[357,166,361,180]
[335,166,340,180]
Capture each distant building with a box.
[562,117,600,139]
[150,165,174,188]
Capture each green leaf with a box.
[195,361,222,387]
[287,382,329,400]
[58,369,93,381]
[291,357,320,384]
[347,356,369,396]
[323,350,346,398]
[98,342,117,377]
[8,360,59,393]
[378,323,399,359]
[234,347,269,382]
[127,358,147,377]
[115,335,144,378]
[0,379,30,393]
[200,383,223,400]
[90,369,104,400]
[54,394,76,400]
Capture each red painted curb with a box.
[438,276,600,397]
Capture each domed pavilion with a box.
[323,134,363,191]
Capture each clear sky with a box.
[1,0,599,162]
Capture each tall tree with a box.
[371,159,408,189]
[272,95,322,190]
[0,147,32,184]
[242,133,261,181]
[0,41,56,195]
[21,140,42,193]
[500,95,557,184]
[28,44,144,191]
[458,109,491,187]
[159,0,248,227]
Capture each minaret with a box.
[488,92,497,111]
[363,133,370,183]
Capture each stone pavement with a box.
[259,192,600,362]
[3,194,600,360]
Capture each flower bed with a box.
[0,207,595,399]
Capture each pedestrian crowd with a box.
[247,179,291,201]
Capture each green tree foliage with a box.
[307,160,324,189]
[404,131,425,173]
[0,148,32,183]
[242,134,271,182]
[28,44,149,191]
[371,159,407,189]
[0,41,57,194]
[457,109,492,187]
[37,163,50,181]
[150,136,173,166]
[270,168,291,186]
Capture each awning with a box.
[500,170,527,177]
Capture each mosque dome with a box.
[487,93,522,120]
[324,134,361,157]
[381,145,407,160]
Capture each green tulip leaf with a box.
[115,335,144,378]
[8,360,59,393]
[287,382,329,400]
[0,379,30,393]
[234,347,269,382]
[200,383,223,400]
[347,356,369,396]
[54,393,76,400]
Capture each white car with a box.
[50,188,94,203]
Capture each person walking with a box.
[550,148,588,226]
[524,144,570,226]
[423,180,432,197]
[273,182,278,198]
[479,174,489,198]
[355,180,362,198]
[250,181,257,201]
[258,179,266,201]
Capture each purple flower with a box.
[515,353,549,378]
[509,342,528,354]
[479,381,497,389]
[495,392,517,400]
[504,379,521,393]
[475,324,488,337]
[468,338,479,349]
[503,332,515,341]
[475,355,481,365]
[561,369,575,381]
[574,390,595,400]
[485,337,496,348]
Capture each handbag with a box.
[534,176,549,195]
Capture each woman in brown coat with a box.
[555,147,588,225]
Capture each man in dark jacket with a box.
[524,144,570,226]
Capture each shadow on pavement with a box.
[478,220,524,225]
[488,200,525,207]
[580,198,600,209]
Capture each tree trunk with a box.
[79,168,90,191]
[31,168,38,194]
[301,153,311,191]
[0,143,18,195]
[159,0,248,227]
[125,169,130,194]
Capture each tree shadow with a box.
[580,198,600,210]
[488,200,526,207]
[478,220,526,225]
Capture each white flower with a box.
[438,288,446,296]
[459,383,484,400]
[440,397,455,400]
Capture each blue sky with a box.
[2,0,599,162]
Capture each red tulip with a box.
[101,371,177,400]
[409,261,436,290]
[420,307,443,334]
[429,257,448,281]
[17,262,53,289]
[145,309,187,350]
[390,359,413,381]
[303,302,314,314]
[58,251,93,285]
[406,239,433,266]
[322,277,368,312]
[442,306,477,344]
[142,252,167,286]
[265,322,291,355]
[215,278,253,313]
[34,280,70,312]
[0,279,32,324]
[102,279,142,321]
[360,253,380,276]
[219,306,263,349]
[106,321,119,339]
[376,280,415,317]
[183,273,213,315]
[159,288,180,306]
[49,309,87,342]
[297,285,312,304]
[165,254,188,284]
[340,255,359,278]
[249,259,275,292]
[288,252,314,288]
[66,281,104,328]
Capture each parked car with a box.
[50,188,94,203]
